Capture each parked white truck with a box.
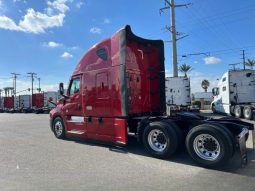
[211,69,255,120]
[165,76,191,106]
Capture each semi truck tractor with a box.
[49,25,254,168]
[211,69,255,120]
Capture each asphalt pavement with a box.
[0,113,255,191]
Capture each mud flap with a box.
[252,129,255,150]
[237,128,249,166]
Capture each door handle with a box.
[98,117,103,124]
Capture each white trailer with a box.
[165,76,191,106]
[19,95,31,108]
[211,69,255,120]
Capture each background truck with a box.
[165,76,191,111]
[49,25,254,168]
[211,69,255,120]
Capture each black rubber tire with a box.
[206,122,235,156]
[142,121,178,159]
[185,124,233,168]
[243,106,253,120]
[165,120,184,150]
[52,117,66,139]
[234,105,243,118]
[230,105,235,116]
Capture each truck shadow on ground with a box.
[69,135,255,178]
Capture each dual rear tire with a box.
[234,105,253,120]
[142,121,234,168]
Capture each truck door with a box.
[63,76,86,136]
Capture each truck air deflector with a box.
[119,27,128,117]
[122,25,166,115]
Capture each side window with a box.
[96,48,108,61]
[222,86,226,91]
[69,78,80,96]
[222,77,226,82]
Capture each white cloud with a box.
[44,41,62,48]
[61,51,73,58]
[103,18,110,24]
[47,0,69,13]
[0,16,23,31]
[70,46,79,50]
[203,56,221,64]
[76,2,84,9]
[19,9,65,33]
[0,0,70,33]
[90,27,101,34]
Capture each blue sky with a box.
[0,0,254,93]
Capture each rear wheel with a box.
[52,117,66,139]
[243,106,253,120]
[234,105,243,118]
[186,124,233,168]
[143,121,178,159]
[230,105,235,116]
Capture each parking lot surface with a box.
[0,113,255,191]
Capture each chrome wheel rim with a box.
[244,108,250,117]
[148,129,167,152]
[193,134,220,161]
[235,107,241,115]
[54,121,63,136]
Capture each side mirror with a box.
[48,97,57,106]
[59,82,64,95]
[212,88,215,95]
[48,97,53,102]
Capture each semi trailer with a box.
[211,69,255,120]
[49,25,254,168]
[165,76,191,109]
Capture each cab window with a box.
[96,48,108,61]
[69,78,80,96]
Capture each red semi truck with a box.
[50,26,254,168]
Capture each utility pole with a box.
[38,77,41,93]
[160,0,191,77]
[241,50,246,70]
[11,73,20,97]
[27,72,37,106]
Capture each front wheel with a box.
[52,117,66,139]
[186,124,233,168]
[142,121,178,159]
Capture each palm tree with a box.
[245,59,255,70]
[179,63,192,77]
[201,80,210,92]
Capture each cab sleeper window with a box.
[96,48,108,61]
[70,78,80,95]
